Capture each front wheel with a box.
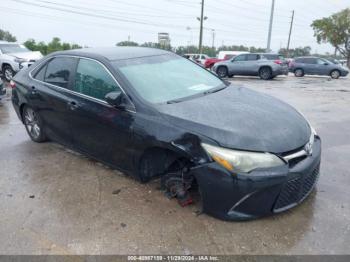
[259,67,272,80]
[330,70,340,79]
[216,66,228,78]
[2,65,14,82]
[22,106,47,142]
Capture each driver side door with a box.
[228,54,247,75]
[67,57,135,171]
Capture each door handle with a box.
[68,100,79,110]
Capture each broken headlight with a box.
[201,143,285,173]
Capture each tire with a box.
[330,70,340,79]
[2,65,14,82]
[216,66,228,78]
[259,67,272,80]
[294,68,304,77]
[22,105,47,143]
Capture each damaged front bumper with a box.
[190,137,321,221]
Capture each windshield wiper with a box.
[203,85,227,95]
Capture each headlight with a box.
[201,143,285,173]
[14,58,27,63]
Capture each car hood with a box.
[156,86,311,153]
[9,51,43,60]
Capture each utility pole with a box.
[211,29,215,49]
[286,10,294,58]
[266,0,275,52]
[198,0,205,54]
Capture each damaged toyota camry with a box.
[11,47,321,221]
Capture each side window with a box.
[44,57,77,88]
[304,58,317,64]
[234,55,247,62]
[247,54,259,61]
[34,64,47,81]
[317,58,326,65]
[73,59,121,101]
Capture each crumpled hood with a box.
[9,51,43,61]
[157,86,311,153]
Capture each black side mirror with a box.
[105,91,135,112]
[324,62,329,65]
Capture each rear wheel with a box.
[216,66,228,78]
[22,106,47,142]
[259,67,272,80]
[294,68,304,77]
[330,70,340,79]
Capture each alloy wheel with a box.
[24,107,41,140]
[331,70,340,79]
[4,68,13,81]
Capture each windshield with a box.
[0,44,29,54]
[112,54,225,104]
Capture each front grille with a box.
[274,163,320,212]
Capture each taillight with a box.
[10,80,16,88]
[274,60,282,65]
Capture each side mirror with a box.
[324,62,329,65]
[105,91,123,106]
[105,91,135,112]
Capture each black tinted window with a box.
[44,57,77,88]
[34,65,47,81]
[234,55,247,61]
[246,54,259,61]
[73,58,121,101]
[303,58,317,64]
[264,54,282,60]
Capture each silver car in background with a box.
[212,53,289,80]
[0,41,43,81]
[289,56,349,79]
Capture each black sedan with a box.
[11,47,321,221]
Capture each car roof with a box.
[51,47,171,61]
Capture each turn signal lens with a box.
[212,155,234,171]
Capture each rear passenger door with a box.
[31,56,78,145]
[67,57,135,170]
[245,54,261,75]
[303,58,317,74]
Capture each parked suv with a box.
[212,53,289,80]
[0,41,43,81]
[289,56,349,79]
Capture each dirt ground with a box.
[0,74,349,255]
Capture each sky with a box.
[1,0,350,54]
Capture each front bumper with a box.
[191,137,321,221]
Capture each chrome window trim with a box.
[28,54,136,113]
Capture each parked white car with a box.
[0,41,43,81]
[184,53,209,65]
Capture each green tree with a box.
[279,46,311,58]
[116,41,139,46]
[311,8,350,67]
[0,29,17,42]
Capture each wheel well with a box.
[294,68,303,72]
[137,147,192,183]
[217,65,227,71]
[19,103,27,123]
[2,63,12,71]
[259,66,272,73]
[330,69,340,73]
